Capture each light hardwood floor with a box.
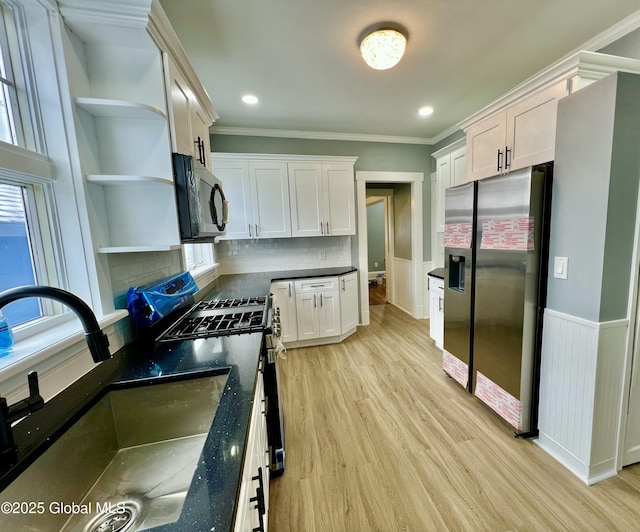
[268,304,640,531]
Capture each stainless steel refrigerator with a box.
[443,164,552,435]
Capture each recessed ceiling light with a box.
[418,106,434,117]
[242,94,260,105]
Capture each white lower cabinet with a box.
[270,281,298,343]
[234,365,269,532]
[271,273,358,348]
[429,276,444,349]
[339,272,358,334]
[295,278,340,341]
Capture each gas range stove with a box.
[157,296,268,342]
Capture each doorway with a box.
[366,191,394,306]
[355,171,424,326]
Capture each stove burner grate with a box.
[196,297,266,311]
[158,309,266,341]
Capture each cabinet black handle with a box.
[194,137,206,166]
[505,145,511,170]
[250,466,266,531]
[251,467,266,515]
[497,149,503,172]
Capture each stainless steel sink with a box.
[1,372,228,531]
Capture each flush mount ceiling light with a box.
[242,94,260,105]
[418,106,434,117]
[358,23,408,70]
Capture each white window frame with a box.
[0,0,128,387]
[182,243,219,288]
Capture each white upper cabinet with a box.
[213,154,357,240]
[324,163,356,236]
[465,82,563,181]
[249,161,291,239]
[460,51,640,182]
[287,163,323,237]
[465,113,506,181]
[432,139,466,233]
[289,161,356,237]
[166,55,216,168]
[505,81,565,171]
[213,156,291,239]
[212,159,253,239]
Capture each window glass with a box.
[183,243,215,272]
[0,182,42,325]
[0,0,39,151]
[0,44,15,144]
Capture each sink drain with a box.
[84,501,141,532]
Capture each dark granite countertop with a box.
[199,266,358,300]
[0,267,357,531]
[428,267,445,279]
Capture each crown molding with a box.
[211,152,359,165]
[428,124,463,145]
[432,138,465,159]
[210,126,434,145]
[57,0,154,47]
[578,9,640,52]
[459,11,640,130]
[148,0,218,122]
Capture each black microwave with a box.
[172,153,228,241]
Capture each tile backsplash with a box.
[216,236,352,274]
[108,250,184,309]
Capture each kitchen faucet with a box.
[0,285,112,464]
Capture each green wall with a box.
[366,201,385,271]
[393,183,412,261]
[210,134,433,260]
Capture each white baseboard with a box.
[535,433,618,485]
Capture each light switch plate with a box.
[554,256,568,279]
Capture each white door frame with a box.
[356,171,424,325]
[617,189,640,469]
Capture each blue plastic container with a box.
[127,272,199,330]
[0,311,14,357]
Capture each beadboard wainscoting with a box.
[537,308,629,485]
[215,236,352,274]
[393,257,414,316]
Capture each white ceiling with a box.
[158,0,640,143]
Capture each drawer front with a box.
[429,276,444,291]
[294,277,338,292]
